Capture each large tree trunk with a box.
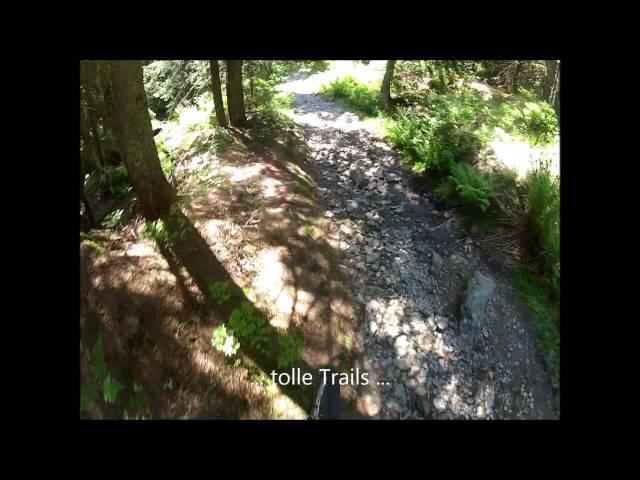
[110,60,176,220]
[381,60,396,112]
[225,60,246,127]
[209,60,228,127]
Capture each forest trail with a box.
[278,68,558,419]
[81,61,558,420]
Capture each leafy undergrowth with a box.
[81,336,152,419]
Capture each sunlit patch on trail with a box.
[221,163,265,183]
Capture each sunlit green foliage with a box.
[155,137,173,180]
[436,162,495,213]
[101,208,124,229]
[525,160,560,300]
[211,324,240,357]
[144,61,211,120]
[320,76,381,117]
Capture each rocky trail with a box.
[279,72,558,419]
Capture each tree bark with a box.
[88,108,113,196]
[225,60,246,127]
[249,62,254,107]
[80,104,100,172]
[80,156,95,230]
[542,60,558,104]
[511,60,521,93]
[209,60,228,127]
[381,60,396,112]
[110,60,176,220]
[549,61,560,111]
[97,61,120,164]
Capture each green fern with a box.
[276,332,304,368]
[228,302,270,352]
[208,281,231,305]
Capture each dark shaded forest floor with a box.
[81,123,366,419]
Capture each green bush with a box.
[142,219,170,246]
[387,87,486,174]
[310,60,330,73]
[522,101,559,145]
[101,208,125,229]
[436,163,494,213]
[320,76,381,118]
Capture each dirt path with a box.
[279,70,558,419]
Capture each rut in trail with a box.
[278,70,557,419]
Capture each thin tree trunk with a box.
[80,106,100,172]
[381,60,396,112]
[542,60,558,103]
[98,61,119,164]
[80,157,95,229]
[209,60,228,127]
[248,62,254,107]
[511,60,521,93]
[88,109,113,195]
[549,61,560,110]
[225,60,246,127]
[110,60,176,220]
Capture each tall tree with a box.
[381,60,396,112]
[225,60,246,127]
[97,61,120,165]
[209,60,227,127]
[543,60,560,109]
[511,60,522,93]
[110,60,176,220]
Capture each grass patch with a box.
[513,269,559,390]
[293,176,316,200]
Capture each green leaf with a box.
[103,374,125,404]
[90,336,107,383]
